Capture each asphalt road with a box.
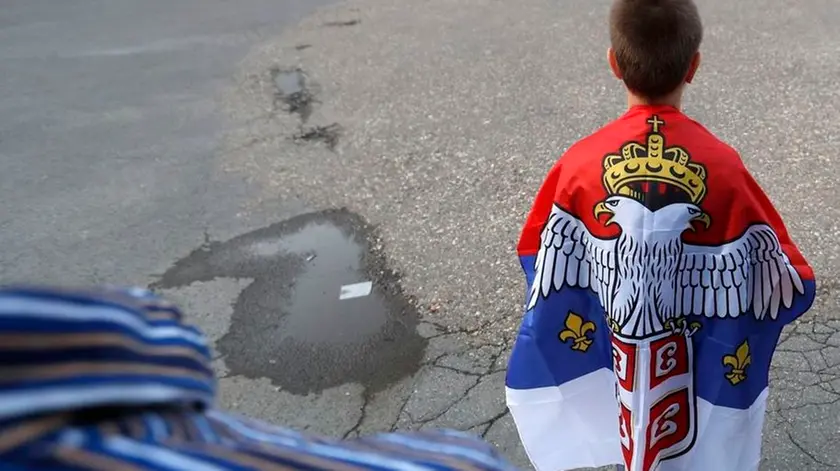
[0,0,332,286]
[2,1,839,470]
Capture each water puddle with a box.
[153,209,426,395]
[268,222,385,344]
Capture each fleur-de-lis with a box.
[558,311,596,352]
[722,340,751,385]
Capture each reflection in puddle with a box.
[275,222,386,344]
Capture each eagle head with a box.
[654,202,711,232]
[593,196,648,229]
[594,196,710,233]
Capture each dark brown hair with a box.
[609,0,703,99]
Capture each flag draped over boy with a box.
[504,2,816,471]
[505,106,815,471]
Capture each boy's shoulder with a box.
[677,114,744,161]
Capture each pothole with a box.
[271,67,313,122]
[152,209,427,395]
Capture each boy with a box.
[504,1,816,471]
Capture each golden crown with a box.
[602,116,707,205]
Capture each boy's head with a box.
[608,0,703,100]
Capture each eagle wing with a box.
[526,204,616,312]
[676,224,805,320]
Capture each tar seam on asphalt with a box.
[151,208,427,396]
[293,123,342,151]
[323,19,360,27]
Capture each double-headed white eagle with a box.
[528,196,805,338]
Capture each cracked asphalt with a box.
[2,1,839,470]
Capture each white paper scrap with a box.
[339,281,373,300]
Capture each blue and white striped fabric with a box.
[0,285,519,471]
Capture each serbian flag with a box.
[505,105,816,471]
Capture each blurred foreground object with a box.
[0,285,520,471]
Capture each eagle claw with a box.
[665,318,687,336]
[665,318,702,337]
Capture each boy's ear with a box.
[685,51,701,84]
[607,47,623,79]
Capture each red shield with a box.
[611,331,697,471]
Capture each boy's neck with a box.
[626,89,684,110]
